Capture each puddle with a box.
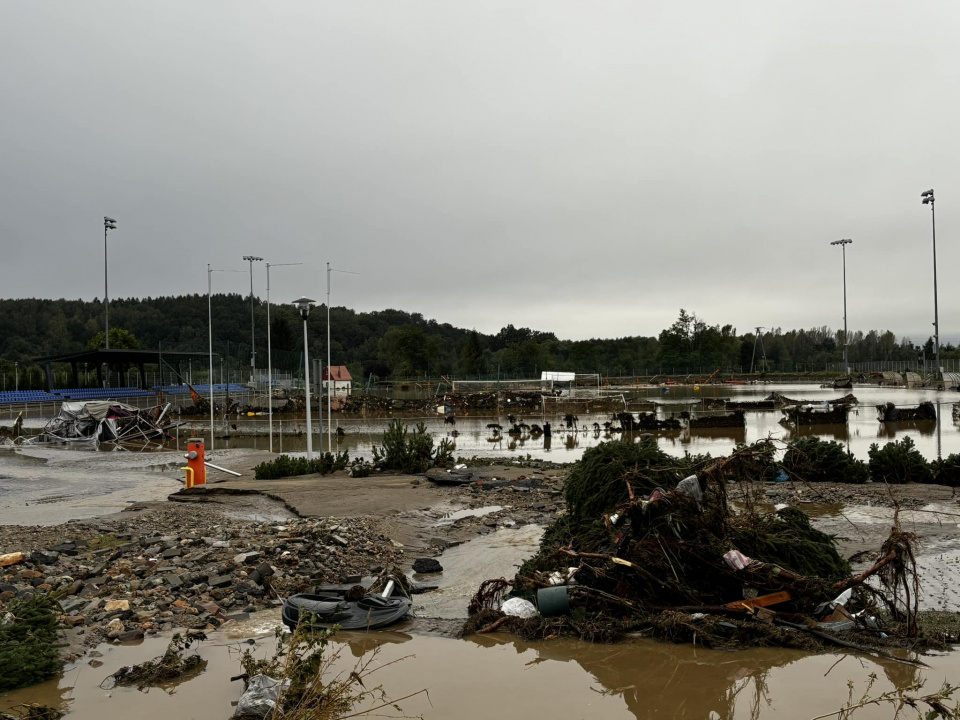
[3,626,959,720]
[414,524,544,619]
[433,505,504,526]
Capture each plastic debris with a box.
[722,550,754,571]
[500,598,538,619]
[235,674,290,718]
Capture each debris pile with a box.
[687,410,746,429]
[465,440,930,655]
[877,401,937,422]
[23,401,173,449]
[0,509,403,646]
[780,403,850,426]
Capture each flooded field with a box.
[162,383,960,463]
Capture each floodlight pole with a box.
[243,255,263,383]
[294,297,316,460]
[326,263,359,449]
[921,190,940,379]
[830,239,853,374]
[266,262,302,454]
[208,266,246,450]
[103,217,117,351]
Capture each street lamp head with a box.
[922,197,934,205]
[243,255,264,262]
[104,216,117,230]
[921,189,934,198]
[293,296,315,319]
[830,239,852,246]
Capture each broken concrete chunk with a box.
[208,575,232,589]
[103,599,131,612]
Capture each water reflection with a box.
[156,384,960,463]
[465,634,924,720]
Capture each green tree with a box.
[460,330,484,375]
[86,328,142,350]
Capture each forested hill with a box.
[0,297,935,381]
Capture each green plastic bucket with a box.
[537,586,571,617]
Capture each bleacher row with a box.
[0,383,250,404]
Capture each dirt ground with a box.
[171,461,567,564]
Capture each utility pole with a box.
[830,239,853,374]
[243,255,263,383]
[921,190,940,379]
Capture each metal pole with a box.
[932,200,940,377]
[243,256,263,383]
[267,263,272,454]
[327,262,331,451]
[266,262,302,455]
[303,314,313,460]
[249,260,255,381]
[208,265,215,451]
[842,242,848,373]
[922,190,939,379]
[104,223,109,350]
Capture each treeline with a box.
[0,297,947,387]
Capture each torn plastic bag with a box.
[722,550,754,571]
[501,597,538,618]
[235,674,290,718]
[675,475,703,503]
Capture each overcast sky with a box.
[2,2,958,343]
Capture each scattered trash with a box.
[234,674,289,718]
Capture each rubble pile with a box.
[466,440,931,654]
[0,509,402,646]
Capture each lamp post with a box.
[294,297,316,460]
[266,262,302,454]
[830,239,853,374]
[14,362,18,391]
[326,263,359,448]
[921,189,940,379]
[103,217,117,350]
[208,266,245,450]
[243,255,263,383]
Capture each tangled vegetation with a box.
[103,631,207,691]
[372,420,454,473]
[781,436,869,484]
[0,593,64,692]
[233,624,425,720]
[867,437,933,484]
[478,439,926,655]
[255,452,350,480]
[0,706,64,720]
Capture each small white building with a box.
[322,366,353,394]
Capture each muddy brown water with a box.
[153,383,960,464]
[3,626,959,720]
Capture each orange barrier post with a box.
[185,438,207,487]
